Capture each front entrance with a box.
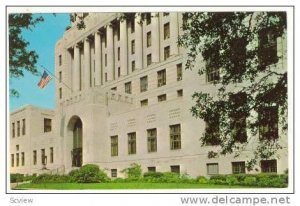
[71,118,82,167]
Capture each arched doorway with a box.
[68,116,83,167]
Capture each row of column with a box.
[71,12,179,92]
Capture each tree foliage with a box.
[9,13,44,96]
[178,12,287,170]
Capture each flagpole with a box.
[40,65,73,92]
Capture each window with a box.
[141,99,148,107]
[140,76,148,92]
[16,145,19,151]
[105,54,107,66]
[170,124,181,150]
[117,47,120,61]
[117,25,120,41]
[146,13,151,25]
[11,154,14,167]
[131,19,135,33]
[164,46,170,60]
[147,128,157,152]
[21,119,26,135]
[177,89,183,97]
[41,149,46,165]
[206,57,220,82]
[170,165,180,174]
[128,132,136,155]
[177,63,182,81]
[148,167,156,172]
[158,94,167,102]
[258,28,278,69]
[131,40,135,54]
[125,82,132,94]
[59,71,62,83]
[147,54,152,66]
[230,93,247,143]
[111,169,117,178]
[164,23,170,40]
[259,106,278,140]
[104,34,107,48]
[163,12,170,16]
[157,69,166,87]
[207,163,219,175]
[50,147,54,163]
[118,67,121,77]
[111,87,117,91]
[17,121,20,137]
[16,153,19,167]
[147,32,151,47]
[59,88,62,99]
[105,73,108,82]
[44,118,52,133]
[111,136,118,156]
[12,123,15,138]
[21,152,25,166]
[59,55,62,66]
[232,162,246,174]
[33,150,37,165]
[131,61,135,72]
[261,160,277,173]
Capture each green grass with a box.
[15,182,255,190]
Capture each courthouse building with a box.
[10,12,288,177]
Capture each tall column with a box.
[135,13,143,70]
[94,32,102,86]
[151,12,160,63]
[106,24,114,81]
[170,12,179,56]
[84,38,91,90]
[120,18,128,76]
[73,45,80,92]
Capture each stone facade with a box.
[10,12,288,178]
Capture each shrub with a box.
[10,173,24,183]
[196,176,208,184]
[31,174,70,183]
[121,163,142,181]
[209,175,227,185]
[226,175,239,185]
[160,172,181,183]
[143,172,164,182]
[243,176,257,186]
[69,164,110,183]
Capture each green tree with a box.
[9,13,44,97]
[178,12,287,170]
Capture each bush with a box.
[226,175,239,185]
[31,174,70,183]
[10,173,24,183]
[209,175,227,185]
[121,163,142,181]
[69,164,110,183]
[195,176,208,184]
[243,176,257,186]
[143,172,190,183]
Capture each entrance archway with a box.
[68,116,83,167]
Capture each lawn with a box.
[15,182,254,190]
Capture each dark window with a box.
[170,124,181,150]
[59,55,62,66]
[146,13,151,25]
[22,119,26,135]
[177,89,183,97]
[147,32,151,47]
[111,87,117,91]
[230,93,247,143]
[111,136,118,156]
[207,163,219,175]
[170,165,180,174]
[11,154,14,167]
[117,47,120,61]
[131,61,136,72]
[232,162,246,174]
[261,160,277,173]
[111,169,117,177]
[147,128,157,152]
[12,123,15,138]
[158,94,167,102]
[259,106,278,140]
[206,57,220,83]
[164,46,170,60]
[59,88,62,99]
[105,73,108,82]
[16,145,19,151]
[163,12,170,16]
[59,71,62,83]
[50,147,54,163]
[104,34,107,48]
[118,67,121,77]
[148,167,156,172]
[131,40,135,54]
[44,118,52,133]
[125,82,132,94]
[140,76,148,92]
[33,150,37,165]
[177,63,182,81]
[131,19,135,33]
[258,28,278,69]
[105,54,107,66]
[17,121,20,137]
[41,149,46,165]
[141,99,148,107]
[164,23,170,40]
[16,153,19,167]
[157,69,166,87]
[128,132,136,155]
[21,152,25,166]
[147,54,152,66]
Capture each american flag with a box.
[37,71,52,89]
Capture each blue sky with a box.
[9,13,70,111]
